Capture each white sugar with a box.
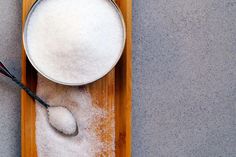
[26,0,124,85]
[36,74,114,157]
[47,106,77,135]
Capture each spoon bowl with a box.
[47,106,79,136]
[48,113,79,137]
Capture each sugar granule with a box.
[47,106,77,135]
[26,0,124,84]
[36,74,114,157]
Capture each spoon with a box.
[0,61,78,136]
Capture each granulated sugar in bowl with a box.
[23,0,125,85]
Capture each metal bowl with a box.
[23,0,126,86]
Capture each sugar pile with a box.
[36,74,114,157]
[26,0,124,85]
[47,106,77,135]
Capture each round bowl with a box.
[23,0,126,86]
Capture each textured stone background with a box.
[0,0,21,156]
[0,0,236,156]
[132,0,236,156]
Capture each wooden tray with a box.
[21,0,132,156]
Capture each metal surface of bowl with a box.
[23,0,126,86]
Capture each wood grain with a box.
[21,1,38,157]
[21,0,132,156]
[87,69,115,156]
[114,0,132,156]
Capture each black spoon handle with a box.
[0,61,49,108]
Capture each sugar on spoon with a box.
[0,61,78,136]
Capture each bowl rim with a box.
[23,0,126,86]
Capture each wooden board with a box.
[21,0,132,156]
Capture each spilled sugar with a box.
[26,0,124,84]
[47,106,77,135]
[36,74,115,157]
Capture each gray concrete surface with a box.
[0,0,236,157]
[132,0,236,156]
[0,0,21,156]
